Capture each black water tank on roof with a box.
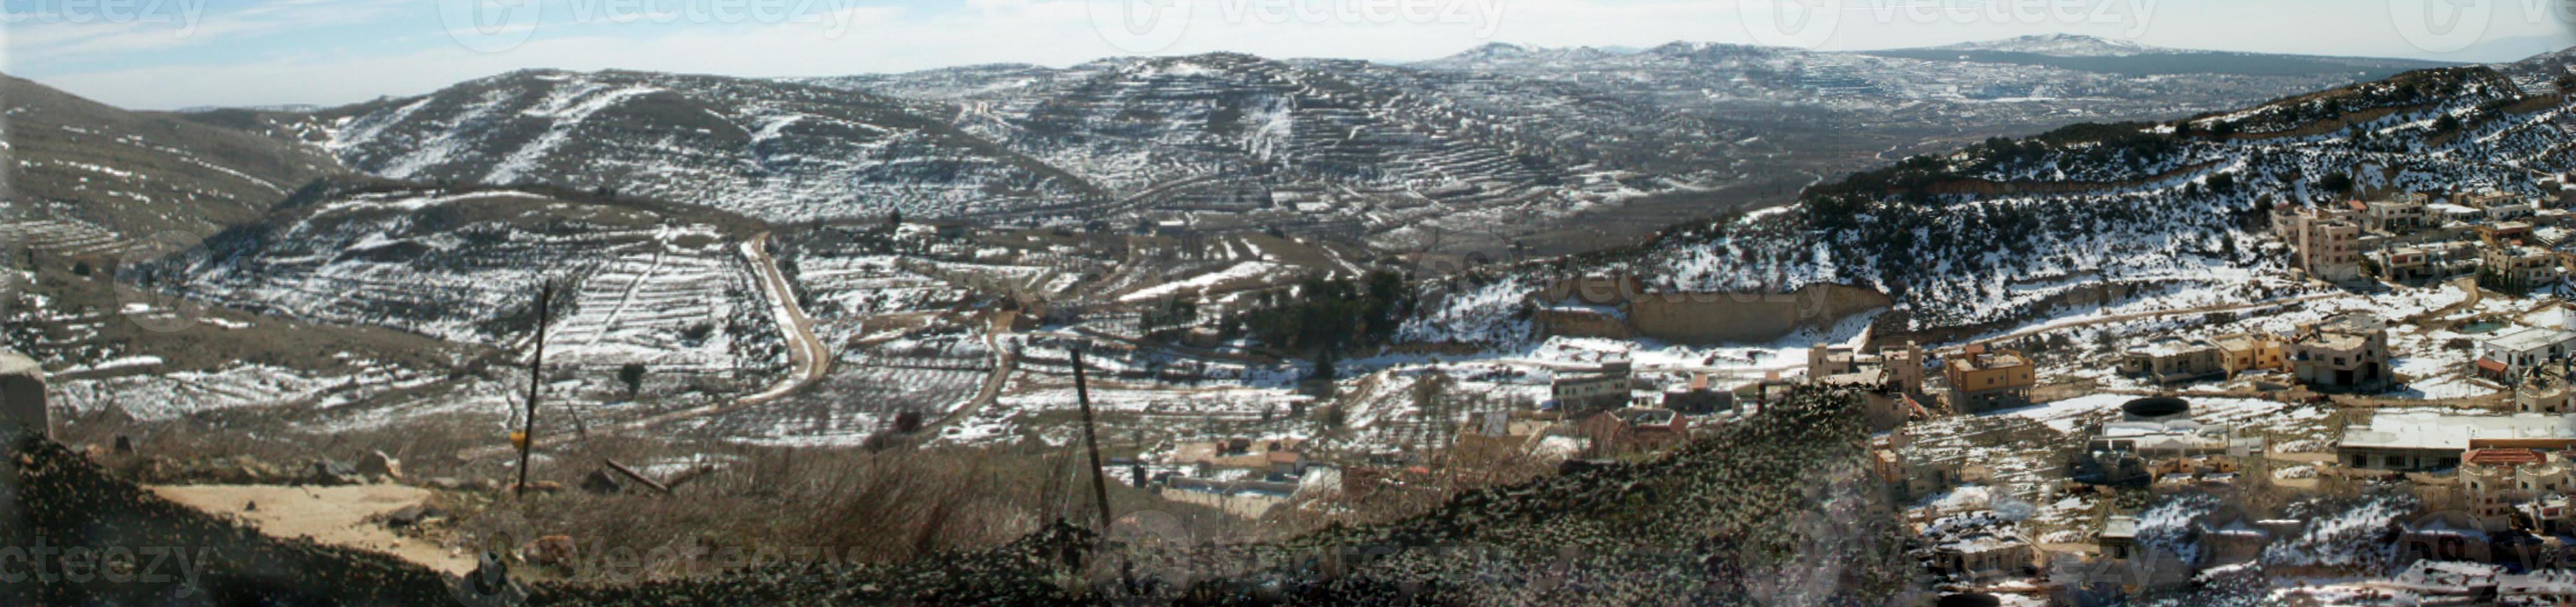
[2121,396,2192,422]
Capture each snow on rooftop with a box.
[2133,337,2212,357]
[2481,326,2576,351]
[2342,412,2576,451]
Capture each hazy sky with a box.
[10,0,2576,110]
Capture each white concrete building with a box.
[2339,413,2576,471]
[2477,326,2576,382]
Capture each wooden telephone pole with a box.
[516,281,552,498]
[1071,348,1113,532]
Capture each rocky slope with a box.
[3,76,342,238]
[1406,61,2575,343]
[272,70,1097,224]
[818,38,2455,250]
[136,37,2428,255]
[546,388,1909,605]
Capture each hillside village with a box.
[762,177,2576,602]
[1455,183,2576,604]
[20,28,2576,604]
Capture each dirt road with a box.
[922,310,1019,436]
[461,232,831,460]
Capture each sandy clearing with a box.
[150,484,475,575]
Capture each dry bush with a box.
[1262,438,1557,536]
[488,439,1242,583]
[58,404,1249,583]
[56,406,506,481]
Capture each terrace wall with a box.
[1626,284,1891,344]
[0,364,43,440]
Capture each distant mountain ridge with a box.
[1935,33,2174,57]
[2,76,344,238]
[53,35,2517,260]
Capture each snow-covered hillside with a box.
[142,37,2445,255]
[161,183,785,370]
[4,76,342,238]
[1406,63,2576,340]
[304,69,1093,223]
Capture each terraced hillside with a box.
[160,180,785,372]
[823,39,2450,251]
[2,76,342,237]
[0,217,496,425]
[280,70,1096,223]
[1405,61,2576,344]
[831,53,1580,230]
[1404,39,2445,160]
[117,38,2434,258]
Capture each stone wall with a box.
[1532,308,1636,340]
[0,351,43,440]
[1625,284,1892,344]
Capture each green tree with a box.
[618,363,647,399]
[2318,172,2355,194]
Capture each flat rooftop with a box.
[2135,338,2215,357]
[2341,413,2576,452]
[1951,351,2028,370]
[2101,515,2137,539]
[2484,326,2576,352]
[2332,312,2384,331]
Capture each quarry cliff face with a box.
[1625,284,1894,344]
[1534,277,1891,344]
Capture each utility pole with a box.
[517,281,552,498]
[1071,347,1113,532]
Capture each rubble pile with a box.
[4,434,456,605]
[5,388,1924,605]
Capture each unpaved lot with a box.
[149,484,474,575]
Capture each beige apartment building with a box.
[2278,204,2364,282]
[1944,344,2035,413]
[2484,243,2559,292]
[2211,333,2286,375]
[2119,338,2225,385]
[2289,312,2390,391]
[2364,198,2427,232]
